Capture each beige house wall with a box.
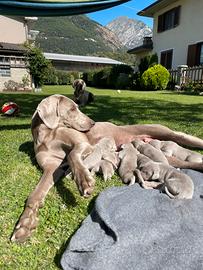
[152,0,203,68]
[0,68,31,91]
[0,16,27,44]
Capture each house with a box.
[128,0,203,69]
[44,53,124,72]
[0,16,38,91]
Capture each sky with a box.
[87,0,155,27]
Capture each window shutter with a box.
[160,50,173,69]
[166,50,173,69]
[157,14,164,32]
[174,6,181,27]
[187,44,198,67]
[160,52,166,66]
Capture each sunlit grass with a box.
[1,86,203,269]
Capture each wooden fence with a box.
[169,66,203,85]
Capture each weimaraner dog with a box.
[11,94,203,242]
[150,139,203,162]
[118,142,194,199]
[118,143,139,185]
[83,137,118,181]
[132,139,169,165]
[136,155,194,199]
[73,79,94,107]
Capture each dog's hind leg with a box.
[126,124,203,149]
[170,131,203,149]
[11,161,64,242]
[167,156,203,172]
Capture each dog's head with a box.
[33,94,94,131]
[73,79,86,97]
[132,139,145,149]
[140,163,160,181]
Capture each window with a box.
[158,6,181,32]
[187,42,203,67]
[0,66,11,77]
[0,56,10,64]
[160,50,173,69]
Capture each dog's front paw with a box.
[75,167,95,197]
[11,205,39,243]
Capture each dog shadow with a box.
[19,141,77,208]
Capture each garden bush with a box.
[83,64,133,89]
[138,53,158,75]
[56,70,71,85]
[141,64,170,90]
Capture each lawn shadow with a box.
[0,123,31,131]
[19,141,77,208]
[19,141,37,166]
[82,94,203,126]
[55,178,77,208]
[2,91,203,127]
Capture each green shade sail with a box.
[0,0,130,16]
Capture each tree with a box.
[138,53,158,75]
[25,44,51,88]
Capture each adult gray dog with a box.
[73,79,94,106]
[11,94,203,242]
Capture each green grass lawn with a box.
[1,85,203,269]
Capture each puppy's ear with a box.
[36,96,60,129]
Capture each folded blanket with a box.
[61,169,203,270]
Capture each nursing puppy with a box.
[150,139,203,163]
[118,143,143,185]
[83,137,118,181]
[132,139,169,165]
[137,155,194,199]
[73,79,94,107]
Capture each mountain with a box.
[106,16,152,49]
[32,15,123,55]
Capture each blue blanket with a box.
[61,169,203,270]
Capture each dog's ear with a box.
[72,79,78,89]
[36,96,60,129]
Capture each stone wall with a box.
[0,67,31,91]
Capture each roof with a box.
[138,0,178,17]
[0,42,27,54]
[127,43,153,54]
[44,53,123,65]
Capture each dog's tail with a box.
[164,186,176,199]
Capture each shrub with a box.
[44,66,58,85]
[116,73,131,89]
[109,64,133,89]
[141,64,170,90]
[130,72,141,90]
[25,44,51,87]
[181,82,203,94]
[82,64,133,89]
[4,80,21,91]
[56,71,71,85]
[139,53,158,75]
